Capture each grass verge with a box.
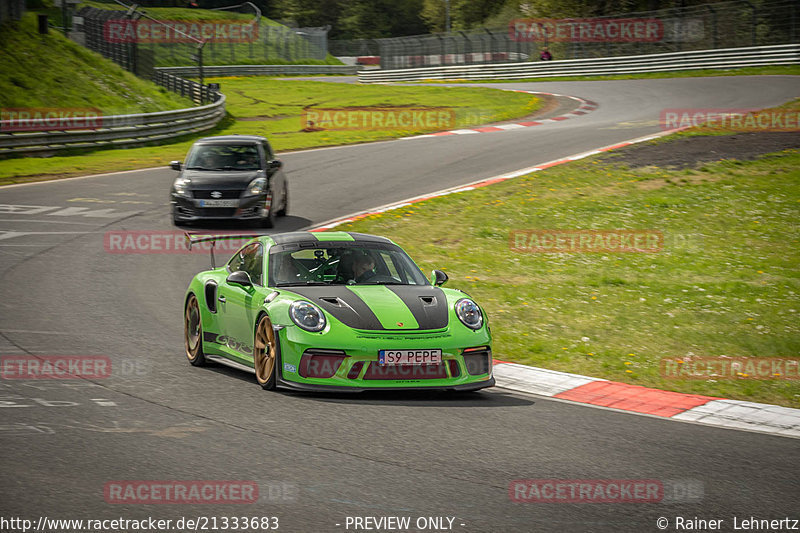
[0,78,541,185]
[333,114,800,408]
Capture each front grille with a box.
[193,190,243,199]
[196,208,238,217]
[362,362,447,380]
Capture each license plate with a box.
[197,199,239,208]
[379,349,442,366]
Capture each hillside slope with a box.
[0,13,192,114]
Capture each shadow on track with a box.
[174,214,313,233]
[200,363,533,408]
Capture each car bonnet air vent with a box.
[420,296,436,306]
[320,297,344,307]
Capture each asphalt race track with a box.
[1,77,798,533]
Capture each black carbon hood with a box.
[284,285,449,331]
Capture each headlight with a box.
[248,177,267,196]
[173,177,191,196]
[455,298,483,330]
[289,301,326,332]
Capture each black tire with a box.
[184,294,206,366]
[276,182,288,217]
[253,314,278,390]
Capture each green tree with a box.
[337,0,426,38]
[422,0,505,32]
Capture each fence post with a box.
[483,28,494,63]
[737,0,757,46]
[459,31,471,64]
[264,26,270,61]
[705,4,718,49]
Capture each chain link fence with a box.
[330,0,798,70]
[76,2,331,80]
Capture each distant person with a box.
[540,47,552,61]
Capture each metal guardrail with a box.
[358,44,800,82]
[0,62,352,158]
[157,64,358,77]
[0,81,225,157]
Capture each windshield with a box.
[268,245,429,287]
[185,144,261,171]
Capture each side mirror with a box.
[226,270,253,287]
[170,161,182,171]
[267,160,282,171]
[431,269,448,286]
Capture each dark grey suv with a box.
[169,135,288,227]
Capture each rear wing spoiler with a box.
[184,232,261,269]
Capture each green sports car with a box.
[183,231,494,392]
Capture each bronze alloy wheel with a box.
[184,294,206,366]
[253,314,277,389]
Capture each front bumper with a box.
[171,193,269,222]
[275,324,494,391]
[276,376,495,393]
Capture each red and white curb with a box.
[492,361,800,439]
[310,129,678,231]
[401,91,598,140]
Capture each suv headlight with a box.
[455,298,483,330]
[247,177,267,196]
[289,301,326,332]
[173,177,191,196]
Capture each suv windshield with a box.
[185,144,261,171]
[269,245,429,287]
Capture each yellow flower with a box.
[591,296,597,300]
[625,370,633,373]
[624,361,633,365]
